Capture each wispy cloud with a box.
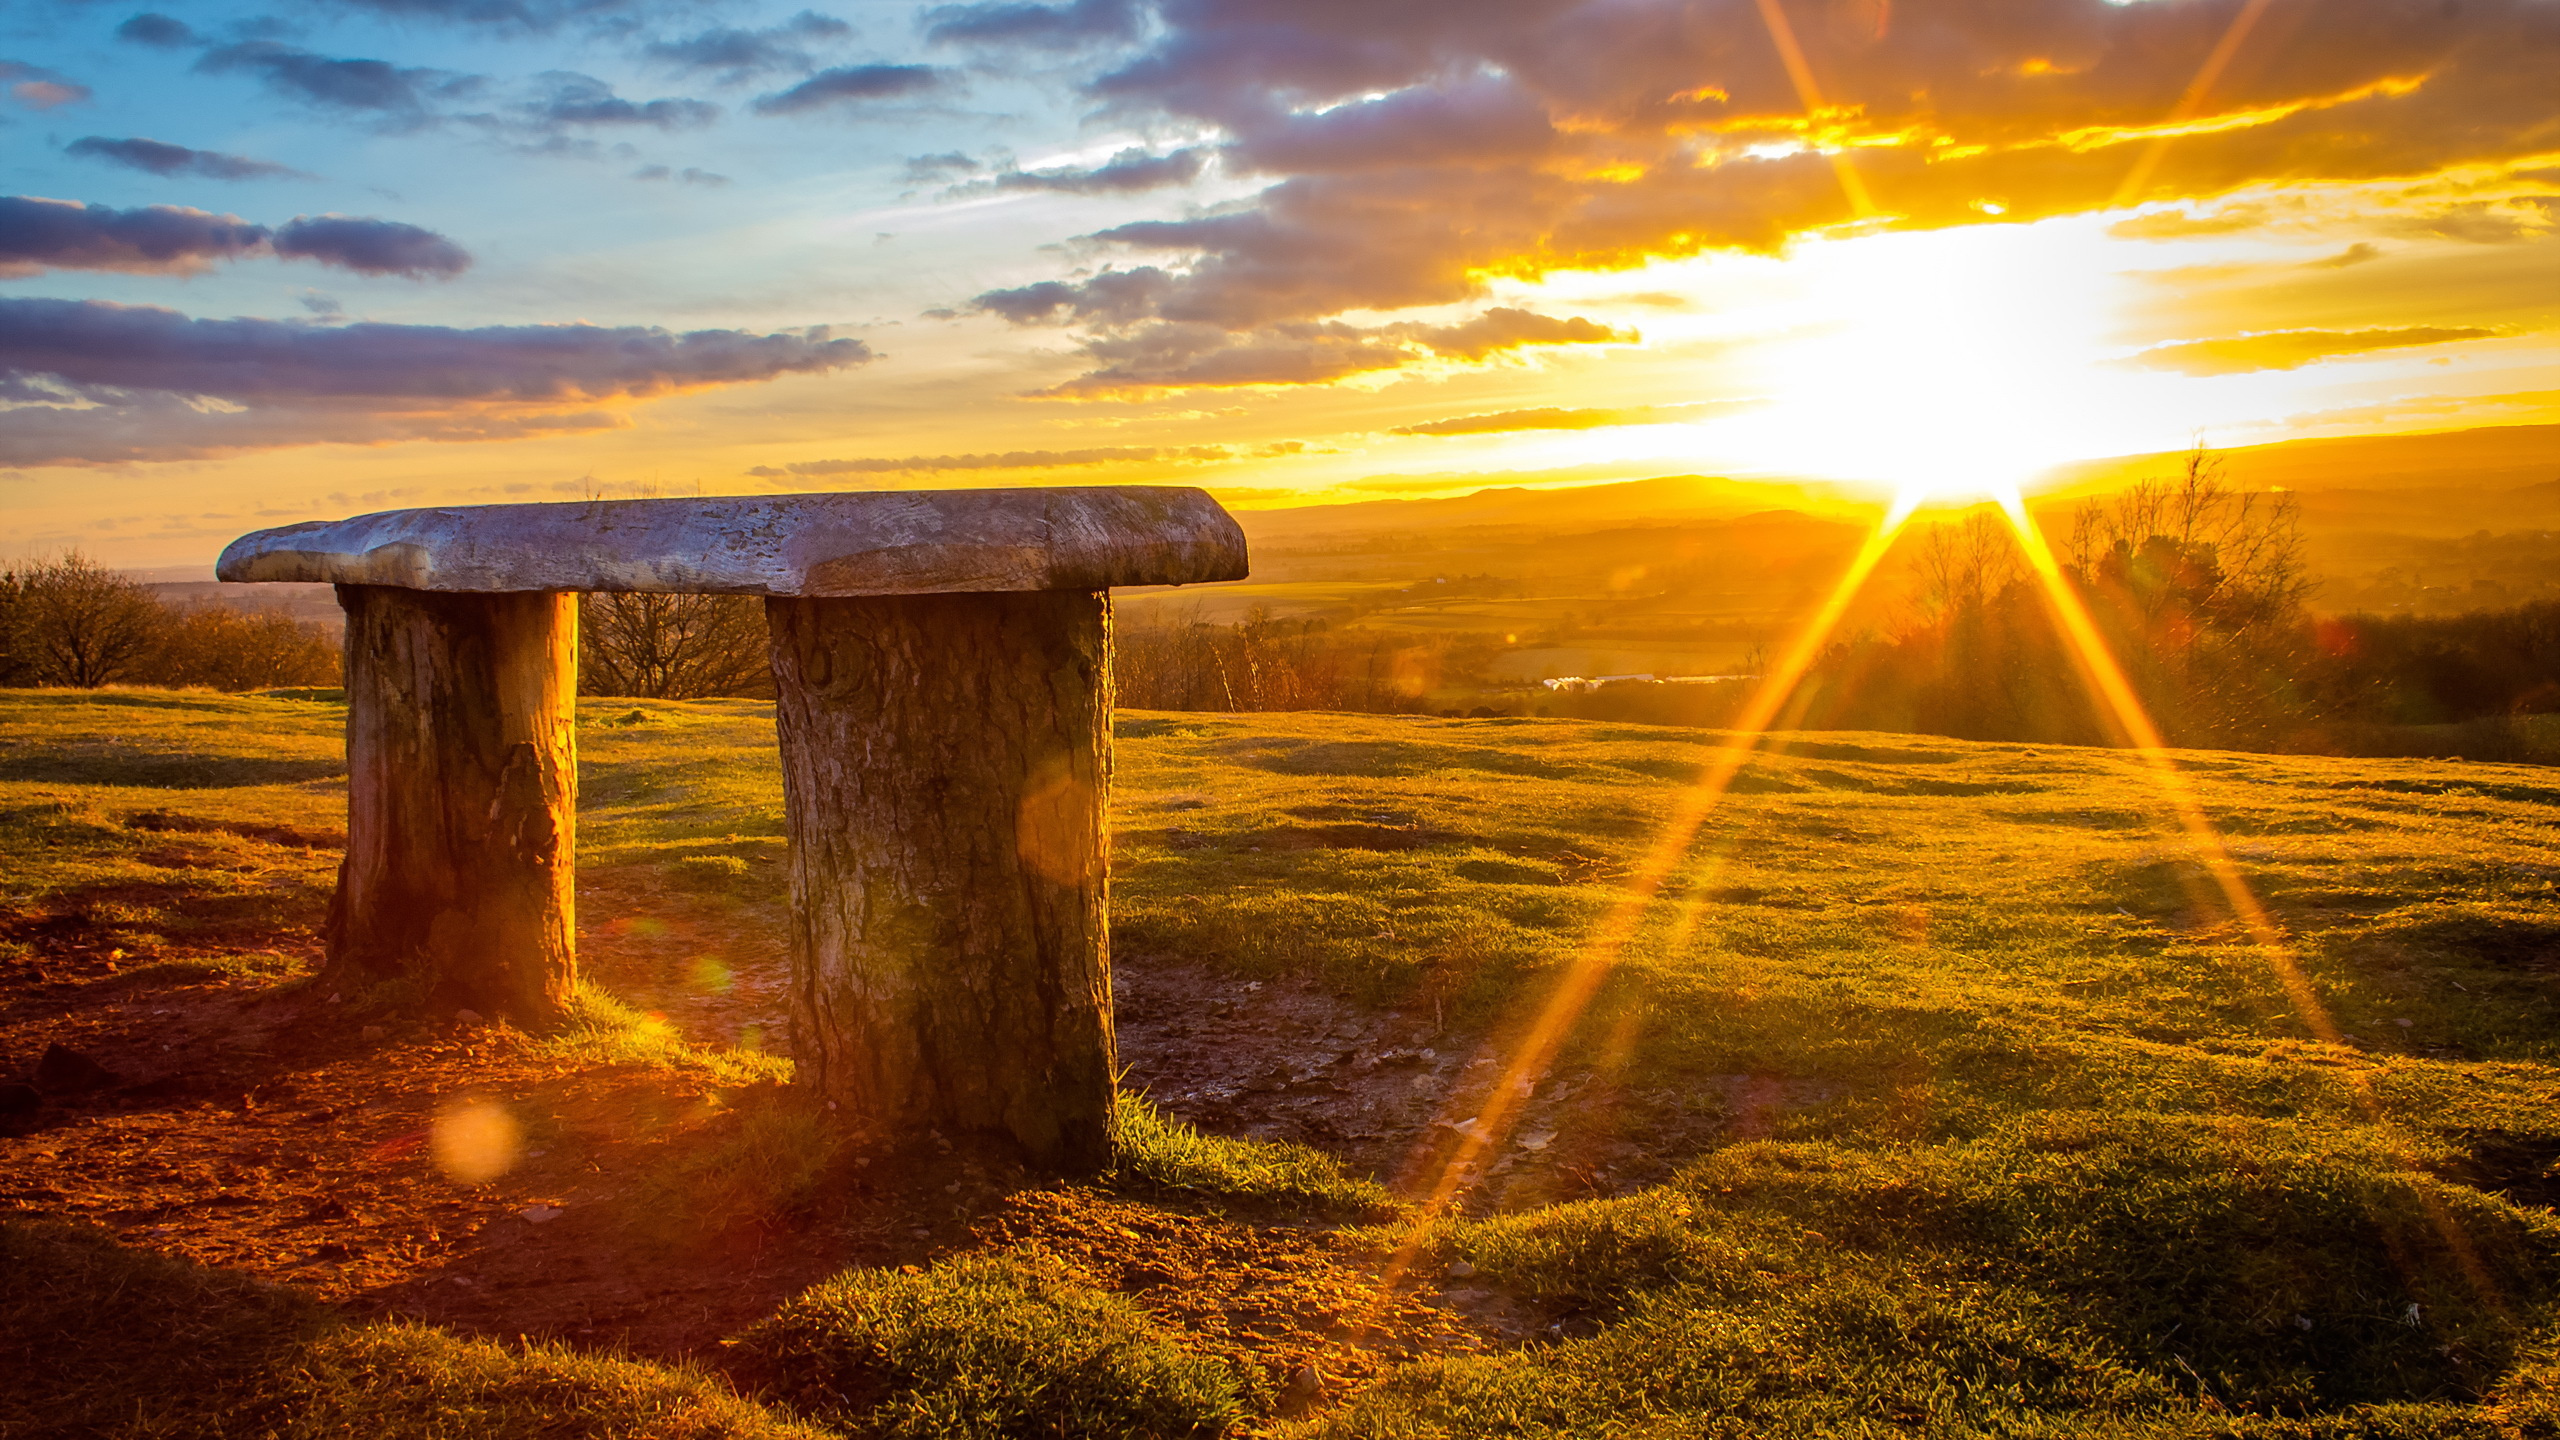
[65,136,306,181]
[2132,325,2503,376]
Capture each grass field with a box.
[8,687,2560,1436]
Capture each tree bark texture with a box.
[767,589,1116,1171]
[328,584,577,1027]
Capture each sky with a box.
[3,0,2557,567]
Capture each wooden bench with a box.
[219,486,1247,1168]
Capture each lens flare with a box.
[1357,492,1925,1323]
[1988,485,2504,1308]
[431,1095,522,1184]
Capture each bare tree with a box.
[155,605,341,691]
[579,592,773,699]
[8,552,164,688]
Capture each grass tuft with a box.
[730,1250,1243,1439]
[1112,1092,1397,1218]
[535,982,792,1086]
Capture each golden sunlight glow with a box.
[1988,486,2503,1302]
[1358,492,1924,1327]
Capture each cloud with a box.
[1,60,92,110]
[904,150,982,182]
[2109,204,2272,240]
[114,13,196,48]
[295,0,642,30]
[952,0,2560,392]
[2304,241,2383,269]
[0,298,875,465]
[196,42,479,124]
[989,146,1205,195]
[519,71,718,130]
[2,196,271,276]
[1037,308,1634,396]
[747,443,1229,478]
[1392,402,1730,436]
[921,0,1139,51]
[632,164,729,186]
[2132,326,2503,376]
[752,63,948,115]
[272,215,472,277]
[0,197,471,278]
[65,136,304,181]
[645,12,852,85]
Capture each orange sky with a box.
[5,0,2556,566]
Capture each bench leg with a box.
[767,589,1115,1171]
[329,584,578,1028]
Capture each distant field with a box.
[8,689,2560,1436]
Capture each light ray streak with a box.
[1752,0,1880,218]
[2110,0,2281,207]
[1990,486,2503,1307]
[1354,491,1925,1324]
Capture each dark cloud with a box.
[959,0,2560,392]
[65,136,304,181]
[2,60,92,110]
[273,215,472,277]
[752,63,948,115]
[748,443,1228,478]
[196,42,479,124]
[114,13,196,48]
[1,196,269,276]
[522,71,718,129]
[990,146,1205,195]
[0,196,469,278]
[922,0,1139,50]
[0,298,874,465]
[645,12,852,85]
[2133,326,2502,376]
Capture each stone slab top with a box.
[216,486,1248,596]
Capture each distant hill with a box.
[1225,473,1853,545]
[2038,424,2560,496]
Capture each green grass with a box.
[729,1251,1244,1439]
[1112,1092,1396,1217]
[0,1220,825,1440]
[13,689,2560,1435]
[534,981,793,1086]
[1337,1114,2560,1436]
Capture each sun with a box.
[1712,221,2130,505]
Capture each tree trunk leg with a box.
[328,585,578,1028]
[767,589,1116,1171]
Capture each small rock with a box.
[35,1044,119,1093]
[1123,1263,1177,1288]
[1444,1259,1477,1279]
[1277,1363,1324,1415]
[360,1025,388,1041]
[454,1008,485,1024]
[0,1082,40,1114]
[1518,1130,1556,1152]
[520,1205,563,1223]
